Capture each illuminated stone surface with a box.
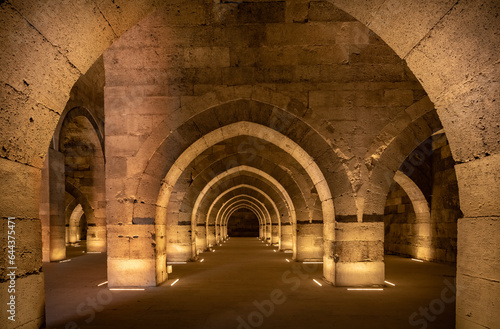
[0,1,498,328]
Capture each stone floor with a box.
[43,238,456,329]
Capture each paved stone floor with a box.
[44,238,456,329]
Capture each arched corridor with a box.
[0,1,498,328]
[44,238,456,329]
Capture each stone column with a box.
[455,155,500,328]
[334,221,385,286]
[0,158,45,328]
[296,222,323,261]
[47,148,66,261]
[280,223,293,251]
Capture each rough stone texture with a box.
[0,0,498,327]
[384,134,460,263]
[0,273,45,329]
[457,217,500,329]
[455,153,500,218]
[0,159,41,218]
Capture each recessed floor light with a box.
[303,261,323,264]
[347,288,383,291]
[286,259,290,262]
[59,259,71,263]
[384,281,396,286]
[171,279,179,286]
[109,288,145,291]
[200,259,205,262]
[167,262,187,265]
[411,258,424,262]
[97,281,108,287]
[313,279,322,286]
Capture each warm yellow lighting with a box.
[59,259,71,263]
[212,250,215,252]
[286,259,290,262]
[411,258,424,262]
[97,281,108,287]
[200,259,205,262]
[109,288,145,291]
[87,252,102,254]
[284,250,293,253]
[303,261,323,264]
[347,288,383,291]
[167,262,187,265]
[313,279,322,286]
[384,281,396,286]
[273,250,277,252]
[171,279,179,286]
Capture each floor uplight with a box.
[286,259,290,262]
[171,279,179,286]
[347,288,383,291]
[59,259,71,263]
[411,258,424,262]
[109,288,145,291]
[384,281,396,286]
[97,281,108,287]
[313,279,322,286]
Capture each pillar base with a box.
[108,259,156,287]
[335,261,385,286]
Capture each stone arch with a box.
[361,110,442,218]
[68,204,84,244]
[218,197,269,241]
[223,203,266,240]
[392,170,432,260]
[143,121,336,284]
[190,165,296,231]
[132,96,354,218]
[1,2,498,327]
[55,106,104,156]
[205,184,283,245]
[393,171,431,221]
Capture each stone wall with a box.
[103,0,425,287]
[384,133,461,263]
